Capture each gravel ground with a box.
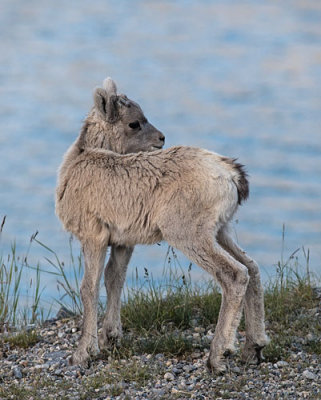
[0,314,320,400]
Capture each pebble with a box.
[172,367,182,374]
[276,361,289,368]
[302,370,317,380]
[13,367,22,379]
[54,368,63,375]
[178,380,186,390]
[152,388,165,396]
[164,372,175,381]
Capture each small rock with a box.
[35,363,50,370]
[302,370,317,380]
[312,287,321,299]
[13,367,22,379]
[56,306,75,320]
[164,372,175,381]
[276,361,289,368]
[54,369,63,376]
[172,367,182,374]
[152,388,165,396]
[26,324,36,331]
[178,380,186,390]
[306,333,314,342]
[102,384,111,390]
[19,360,29,367]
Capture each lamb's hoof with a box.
[98,329,122,349]
[69,349,90,367]
[206,356,227,375]
[222,350,232,360]
[223,345,237,358]
[241,342,265,365]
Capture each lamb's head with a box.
[81,78,165,154]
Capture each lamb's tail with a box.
[221,157,249,205]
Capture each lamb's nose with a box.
[159,133,165,143]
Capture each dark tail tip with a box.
[221,157,249,205]
[234,161,249,205]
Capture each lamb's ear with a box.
[103,77,117,95]
[93,88,118,123]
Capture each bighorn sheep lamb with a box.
[56,77,269,372]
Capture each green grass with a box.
[262,239,320,362]
[100,331,195,360]
[0,330,39,349]
[0,216,82,330]
[0,240,45,330]
[122,247,222,333]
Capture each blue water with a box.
[1,0,321,304]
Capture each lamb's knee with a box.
[246,260,264,288]
[233,268,249,296]
[218,266,249,297]
[240,267,249,285]
[80,279,97,303]
[80,281,89,303]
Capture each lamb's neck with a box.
[79,118,125,154]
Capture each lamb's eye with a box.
[128,121,141,130]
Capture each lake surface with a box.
[1,0,321,300]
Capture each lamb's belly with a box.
[110,224,163,247]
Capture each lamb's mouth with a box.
[151,145,163,150]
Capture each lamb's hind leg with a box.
[217,227,270,364]
[173,237,249,373]
[71,238,108,366]
[99,245,133,348]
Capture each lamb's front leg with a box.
[71,239,108,366]
[99,245,133,348]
